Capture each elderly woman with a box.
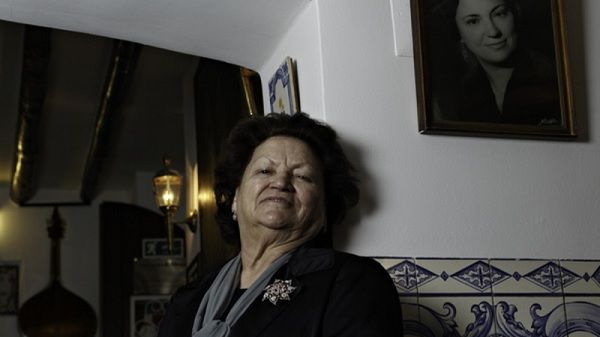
[158,113,402,337]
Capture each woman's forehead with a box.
[253,136,311,155]
[249,136,320,166]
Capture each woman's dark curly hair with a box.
[214,112,360,247]
[435,0,522,44]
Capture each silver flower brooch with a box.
[262,279,296,305]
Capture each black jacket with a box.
[157,246,403,337]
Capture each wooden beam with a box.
[9,26,51,205]
[79,40,141,203]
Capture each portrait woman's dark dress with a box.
[436,48,562,126]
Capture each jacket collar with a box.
[287,245,335,277]
[228,245,335,337]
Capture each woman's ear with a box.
[232,188,239,215]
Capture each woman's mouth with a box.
[262,197,291,205]
[486,40,507,49]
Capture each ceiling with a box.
[0,21,196,204]
[0,1,308,205]
[0,0,308,70]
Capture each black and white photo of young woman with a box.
[424,0,564,127]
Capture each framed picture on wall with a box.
[130,295,170,337]
[142,238,184,259]
[268,56,300,115]
[0,261,20,315]
[411,0,576,138]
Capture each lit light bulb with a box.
[162,190,175,206]
[198,189,213,205]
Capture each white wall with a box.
[0,187,129,336]
[312,0,600,259]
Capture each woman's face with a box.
[233,136,325,241]
[455,0,517,66]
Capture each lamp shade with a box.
[152,158,182,212]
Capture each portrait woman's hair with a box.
[428,0,522,67]
[214,112,360,247]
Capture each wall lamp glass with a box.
[152,156,197,253]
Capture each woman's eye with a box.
[492,5,510,17]
[465,17,479,25]
[257,169,271,175]
[493,10,508,17]
[295,175,313,183]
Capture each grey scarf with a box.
[191,251,294,337]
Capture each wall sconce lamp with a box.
[152,156,198,253]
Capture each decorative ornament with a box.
[262,279,296,305]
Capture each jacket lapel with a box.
[229,246,334,337]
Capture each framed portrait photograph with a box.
[0,261,20,315]
[268,56,300,115]
[130,295,170,337]
[411,0,576,138]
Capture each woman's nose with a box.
[271,172,294,192]
[485,19,501,37]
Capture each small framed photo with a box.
[268,57,300,115]
[142,238,184,259]
[411,0,575,138]
[130,295,170,337]
[0,261,20,315]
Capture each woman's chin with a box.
[254,214,292,230]
[254,210,295,226]
[478,50,516,68]
[258,221,289,231]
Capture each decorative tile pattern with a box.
[523,261,579,292]
[559,266,581,290]
[374,258,600,337]
[557,260,600,294]
[397,295,420,331]
[491,259,558,294]
[451,260,509,292]
[387,259,437,292]
[492,296,566,337]
[417,296,495,337]
[593,266,600,287]
[563,297,600,336]
[416,259,495,294]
